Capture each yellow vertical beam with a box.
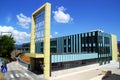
[30,2,51,78]
[44,3,51,78]
[29,15,35,70]
[111,34,118,61]
[30,16,35,54]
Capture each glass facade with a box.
[34,10,45,53]
[23,30,112,67]
[51,53,98,63]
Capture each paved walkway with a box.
[50,61,120,80]
[51,63,99,79]
[3,60,120,80]
[16,61,45,80]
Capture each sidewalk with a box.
[15,60,120,80]
[52,63,100,80]
[51,61,120,80]
[16,61,45,80]
[52,63,99,76]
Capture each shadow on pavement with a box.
[29,69,43,75]
[102,73,120,80]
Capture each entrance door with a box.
[34,58,44,74]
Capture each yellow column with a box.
[44,3,51,78]
[30,16,35,54]
[30,15,36,70]
[111,34,118,61]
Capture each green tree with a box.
[0,35,15,59]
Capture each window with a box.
[82,44,84,47]
[89,32,91,36]
[41,48,43,53]
[82,34,84,37]
[68,47,71,52]
[68,38,71,45]
[51,41,57,46]
[93,32,95,36]
[64,47,66,53]
[50,48,56,53]
[85,33,87,37]
[64,39,66,45]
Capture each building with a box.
[23,30,118,71]
[23,3,118,78]
[50,30,112,70]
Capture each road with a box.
[4,61,45,80]
[4,61,34,80]
[0,58,46,80]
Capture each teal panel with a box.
[51,53,98,63]
[76,34,78,53]
[74,35,75,52]
[66,36,68,53]
[71,35,73,52]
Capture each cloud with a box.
[54,32,58,35]
[53,6,73,23]
[0,25,30,44]
[50,35,53,38]
[16,13,31,29]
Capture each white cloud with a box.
[16,13,31,29]
[54,32,58,35]
[50,35,53,38]
[0,25,30,44]
[53,6,73,23]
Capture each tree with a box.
[0,35,15,59]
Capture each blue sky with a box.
[0,0,120,44]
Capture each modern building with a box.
[23,30,118,71]
[23,2,118,78]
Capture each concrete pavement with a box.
[3,60,120,80]
[5,61,45,80]
[51,61,120,80]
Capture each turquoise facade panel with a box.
[51,53,98,63]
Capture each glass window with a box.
[89,32,91,36]
[35,10,45,53]
[82,34,84,37]
[93,32,95,36]
[85,33,87,37]
[68,47,71,52]
[64,47,66,53]
[93,43,96,47]
[51,40,57,46]
[82,44,84,47]
[86,44,88,47]
[64,39,66,45]
[68,38,71,45]
[89,43,91,47]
